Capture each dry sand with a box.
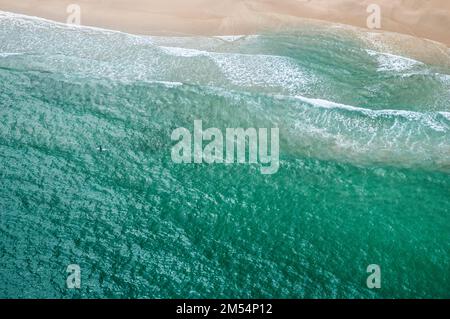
[0,0,449,46]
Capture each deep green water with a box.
[0,12,449,298]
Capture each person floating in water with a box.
[97,145,108,152]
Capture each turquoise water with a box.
[0,12,449,298]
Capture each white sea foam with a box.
[210,53,310,90]
[159,45,312,91]
[0,52,23,57]
[293,95,415,117]
[159,46,206,57]
[439,112,450,121]
[214,35,259,42]
[149,80,183,88]
[439,74,450,84]
[293,95,449,132]
[366,49,422,72]
[215,35,246,42]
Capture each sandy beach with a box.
[0,0,449,46]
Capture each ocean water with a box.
[0,12,449,298]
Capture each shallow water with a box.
[0,12,449,298]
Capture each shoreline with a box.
[2,9,449,68]
[0,0,449,47]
